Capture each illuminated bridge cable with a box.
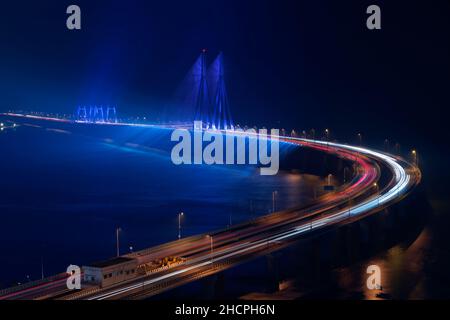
[193,51,212,128]
[210,53,234,130]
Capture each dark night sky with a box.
[0,0,449,153]
[2,0,450,293]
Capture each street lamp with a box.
[357,133,362,146]
[41,255,44,280]
[325,128,329,141]
[373,183,380,206]
[116,227,121,257]
[384,139,389,152]
[178,212,184,239]
[412,150,418,166]
[207,235,214,264]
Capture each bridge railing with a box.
[0,273,68,299]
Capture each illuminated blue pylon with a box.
[97,106,105,122]
[88,106,94,122]
[76,106,117,123]
[106,106,117,123]
[193,50,212,129]
[87,106,104,123]
[210,53,234,130]
[76,106,88,121]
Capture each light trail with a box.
[0,112,420,300]
[87,135,419,300]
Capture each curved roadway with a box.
[83,134,421,300]
[0,114,421,300]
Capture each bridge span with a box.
[0,113,421,300]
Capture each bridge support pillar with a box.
[201,274,218,299]
[266,253,280,293]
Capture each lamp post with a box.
[343,167,349,183]
[178,212,184,239]
[384,139,389,152]
[116,227,121,257]
[207,235,214,264]
[272,191,278,213]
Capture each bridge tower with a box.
[76,106,88,122]
[211,53,234,130]
[194,49,212,129]
[88,105,105,123]
[106,106,117,123]
[97,106,105,123]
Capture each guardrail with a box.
[0,273,68,299]
[59,286,102,301]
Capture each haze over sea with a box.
[0,122,318,287]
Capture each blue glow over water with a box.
[0,123,318,286]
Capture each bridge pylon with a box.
[194,50,212,129]
[210,53,234,130]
